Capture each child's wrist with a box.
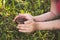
[34,22,40,30]
[33,16,36,22]
[35,22,47,30]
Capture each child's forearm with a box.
[33,12,57,22]
[51,0,58,15]
[36,19,60,30]
[33,0,59,22]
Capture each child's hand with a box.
[13,14,33,22]
[17,20,37,34]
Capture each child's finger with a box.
[17,24,24,27]
[24,20,33,24]
[13,16,19,22]
[13,14,25,22]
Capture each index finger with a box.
[13,15,19,22]
[13,14,25,22]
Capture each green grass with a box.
[0,0,60,40]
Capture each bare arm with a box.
[33,12,58,22]
[33,0,59,22]
[36,19,60,30]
